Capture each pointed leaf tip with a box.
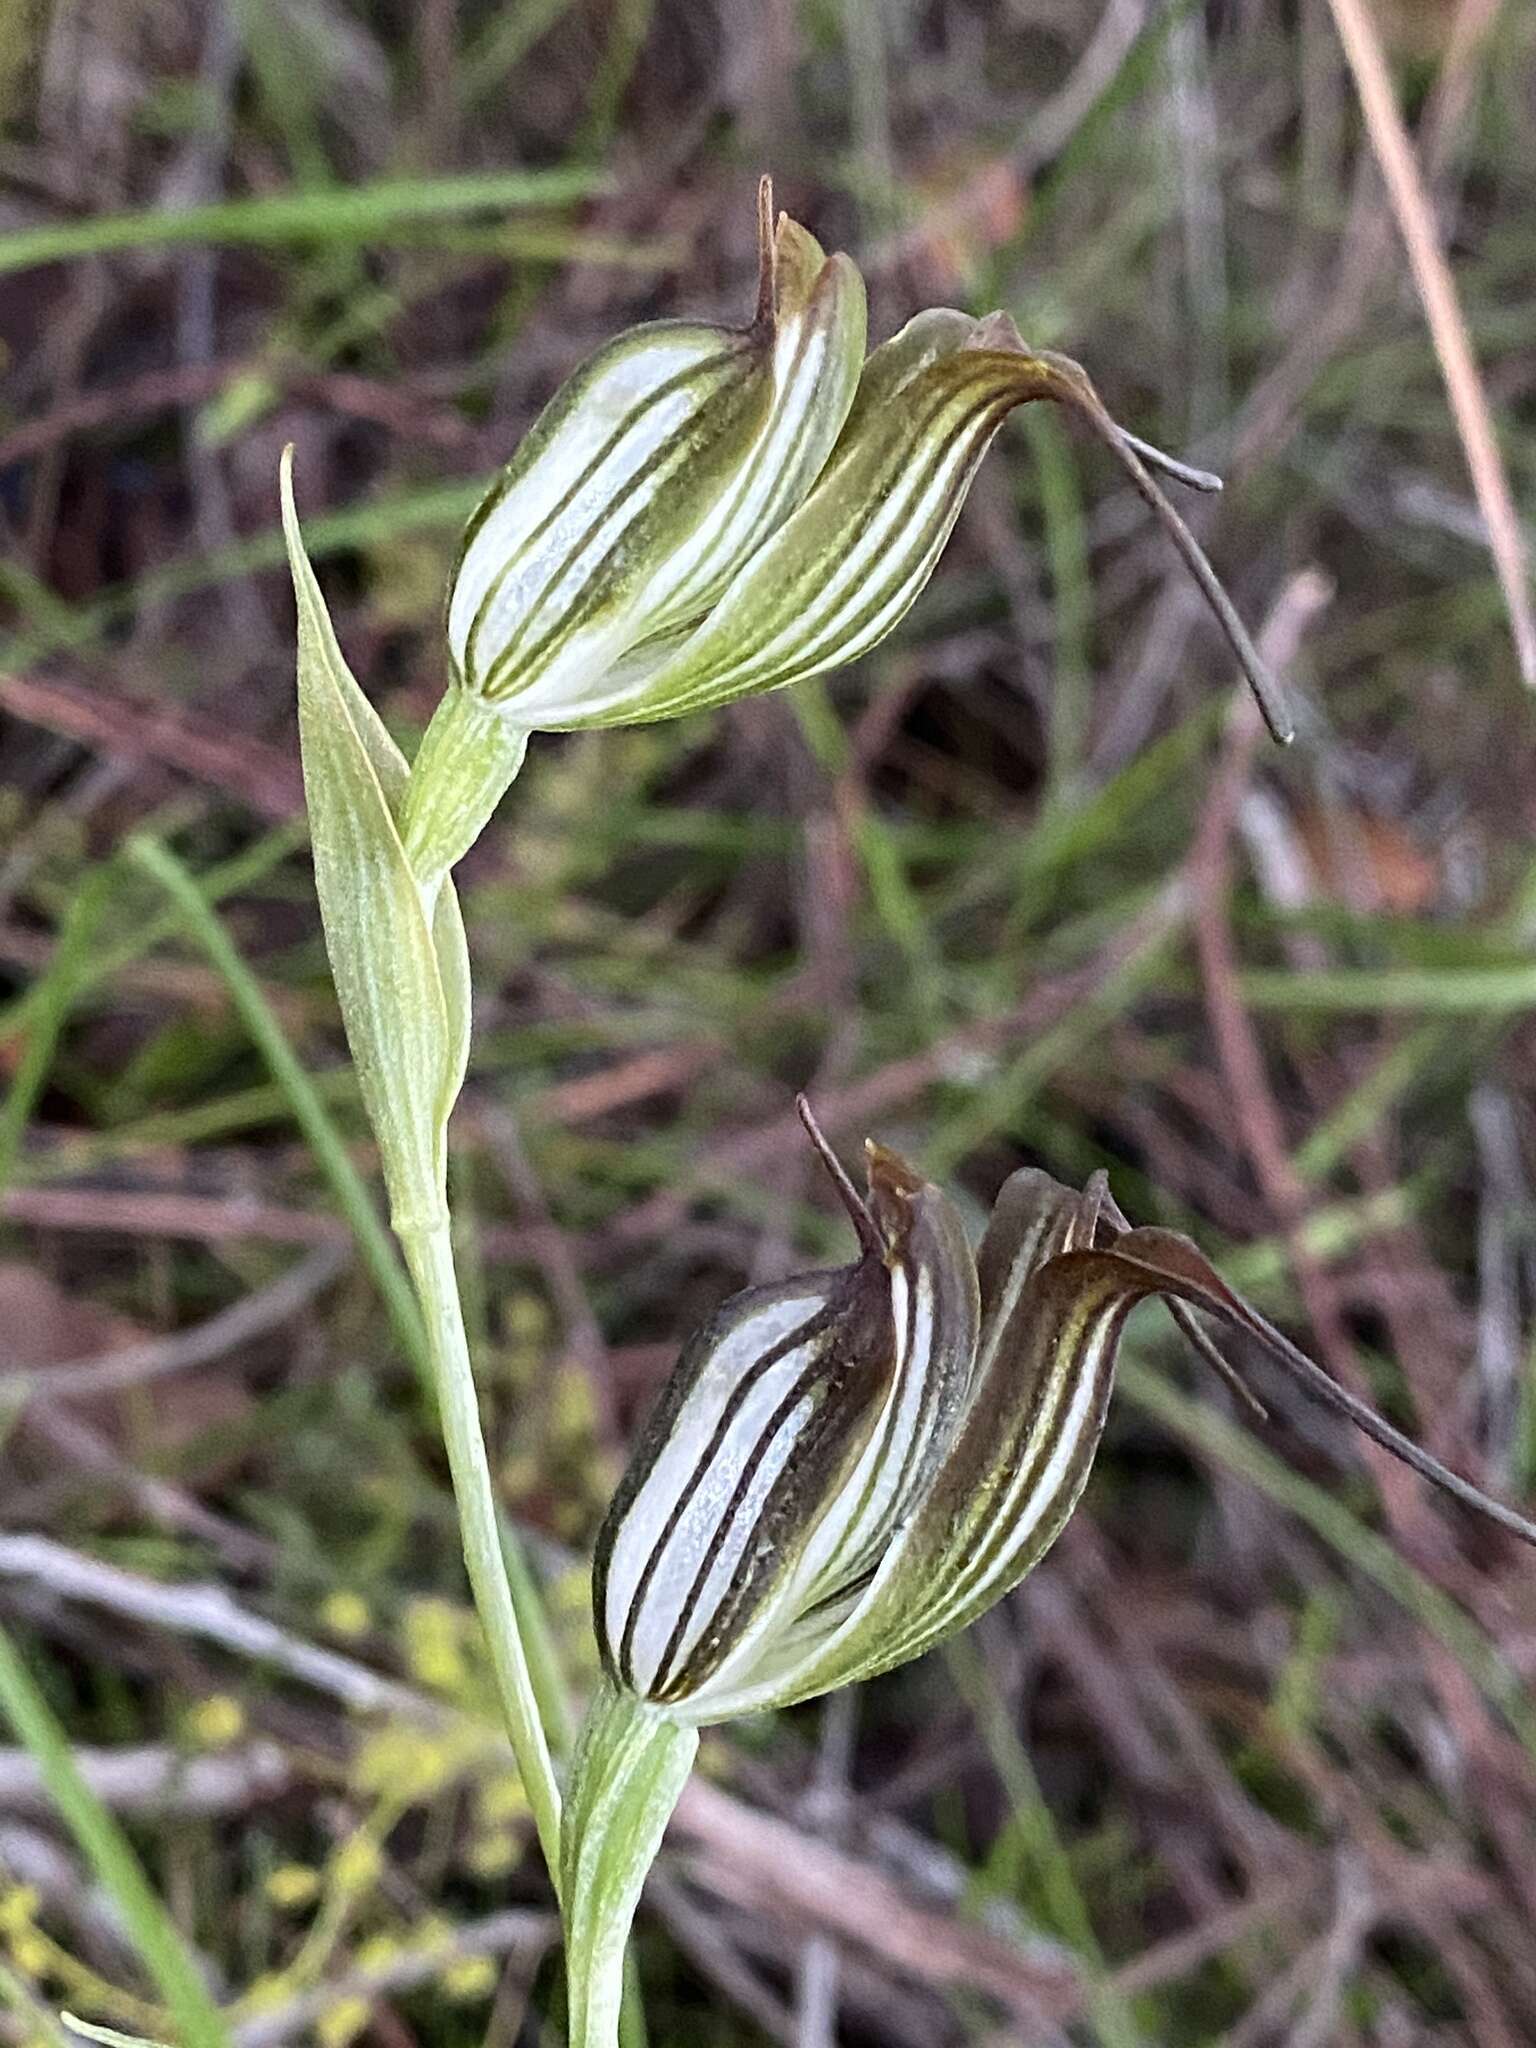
[278,443,300,544]
[284,447,468,1230]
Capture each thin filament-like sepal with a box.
[1035,350,1293,745]
[1096,1227,1536,1549]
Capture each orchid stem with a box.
[399,1220,565,1889]
[400,689,529,897]
[561,1679,696,2048]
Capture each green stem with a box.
[399,1220,565,1887]
[400,688,529,894]
[561,1677,697,2048]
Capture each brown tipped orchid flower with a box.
[593,1102,1536,1726]
[562,1105,1536,2046]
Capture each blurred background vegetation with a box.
[2,0,1536,2041]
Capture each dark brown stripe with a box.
[614,1300,839,1689]
[649,1371,823,1700]
[913,1293,1127,1650]
[846,1251,924,1557]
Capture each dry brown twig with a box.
[1324,0,1535,685]
[0,1740,293,1817]
[0,1244,343,1402]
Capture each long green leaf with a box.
[0,1627,230,2048]
[1240,964,1536,1012]
[0,170,604,276]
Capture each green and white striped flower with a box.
[401,183,1291,889]
[439,275,1288,738]
[593,1103,1536,1724]
[445,179,866,727]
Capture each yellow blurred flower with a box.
[320,1592,371,1640]
[316,1996,371,2048]
[264,1865,320,1912]
[332,1835,382,1897]
[183,1695,244,1749]
[440,1954,497,2004]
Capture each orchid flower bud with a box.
[447,181,866,721]
[397,184,865,888]
[596,313,1284,738]
[567,1109,1536,2048]
[593,1103,1536,1726]
[402,182,1290,890]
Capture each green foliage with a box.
[0,171,605,275]
[0,1633,229,2048]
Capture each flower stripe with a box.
[604,367,1025,727]
[594,1258,896,1703]
[617,1298,840,1697]
[469,337,767,699]
[445,190,866,725]
[687,1163,982,1711]
[649,242,864,632]
[874,1283,1132,1671]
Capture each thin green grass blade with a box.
[0,1626,231,2048]
[0,824,305,1052]
[577,0,657,157]
[0,482,479,668]
[461,0,585,108]
[0,170,606,276]
[0,866,113,1197]
[945,1636,1144,2048]
[125,835,427,1382]
[791,678,946,1030]
[925,909,1182,1175]
[1293,1022,1457,1182]
[1023,407,1093,802]
[618,1954,649,2048]
[15,1072,361,1183]
[0,1962,73,2048]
